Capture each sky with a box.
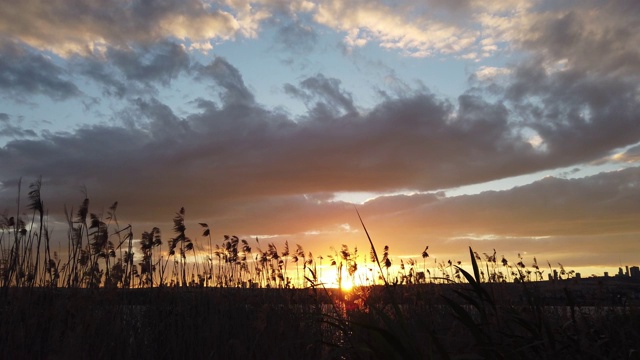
[1,0,639,278]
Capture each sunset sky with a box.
[1,0,639,278]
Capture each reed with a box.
[0,181,594,290]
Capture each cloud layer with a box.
[0,0,639,270]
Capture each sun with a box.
[340,281,353,292]
[317,271,356,291]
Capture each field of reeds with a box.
[1,178,640,359]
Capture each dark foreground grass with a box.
[2,272,639,359]
[0,287,335,359]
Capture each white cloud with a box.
[189,41,214,53]
[313,0,479,58]
[0,0,260,57]
[474,66,511,81]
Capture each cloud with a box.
[5,144,637,268]
[0,1,639,271]
[189,41,214,54]
[193,57,255,106]
[611,144,640,164]
[284,74,357,116]
[2,56,638,222]
[353,166,640,263]
[0,42,81,100]
[0,0,254,56]
[3,0,636,69]
[0,113,38,139]
[106,42,191,86]
[466,2,640,171]
[472,66,511,81]
[76,41,192,98]
[434,167,640,238]
[502,60,640,165]
[313,0,479,57]
[516,1,640,77]
[131,97,191,141]
[273,20,318,54]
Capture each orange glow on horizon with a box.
[316,265,381,289]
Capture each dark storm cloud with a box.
[0,42,80,100]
